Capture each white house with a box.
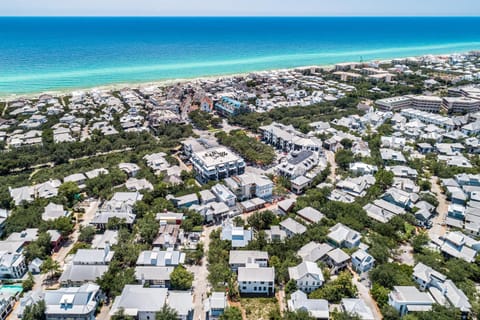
[287,290,329,320]
[238,266,275,295]
[288,261,324,293]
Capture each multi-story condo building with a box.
[376,95,443,113]
[375,96,413,112]
[400,108,456,131]
[191,147,246,183]
[441,97,480,114]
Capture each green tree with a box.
[332,311,362,320]
[97,261,136,298]
[170,265,194,290]
[58,181,80,207]
[22,300,46,320]
[233,216,244,227]
[335,149,355,171]
[219,307,243,320]
[111,308,134,320]
[340,138,353,149]
[416,304,461,320]
[137,213,160,244]
[411,231,429,253]
[41,257,61,279]
[156,304,178,320]
[24,232,52,262]
[370,263,413,289]
[247,210,276,230]
[22,272,35,292]
[381,305,400,320]
[49,216,75,237]
[285,279,297,294]
[309,271,356,303]
[371,283,390,307]
[283,310,316,320]
[78,226,97,243]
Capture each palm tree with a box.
[41,257,61,280]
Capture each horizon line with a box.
[1,15,480,18]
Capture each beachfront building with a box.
[190,147,246,183]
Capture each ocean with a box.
[1,17,480,96]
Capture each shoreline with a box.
[0,51,474,101]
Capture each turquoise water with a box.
[1,17,480,96]
[0,284,23,295]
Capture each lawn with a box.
[240,297,279,320]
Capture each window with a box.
[254,287,257,291]
[242,286,246,290]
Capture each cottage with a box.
[280,218,307,237]
[288,261,324,293]
[287,290,329,320]
[327,223,361,248]
[110,285,193,320]
[296,207,324,225]
[351,249,375,273]
[388,286,434,316]
[341,298,375,320]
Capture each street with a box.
[325,150,337,183]
[190,225,217,320]
[428,176,448,239]
[350,269,383,320]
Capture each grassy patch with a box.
[240,297,279,320]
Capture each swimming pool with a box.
[0,284,23,295]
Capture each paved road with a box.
[428,176,448,239]
[325,150,337,183]
[350,269,383,320]
[191,225,217,320]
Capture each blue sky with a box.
[2,0,480,16]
